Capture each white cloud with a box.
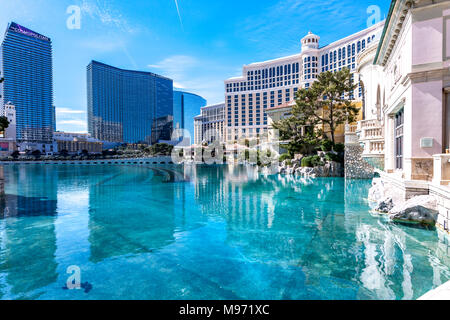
[80,0,138,34]
[148,55,199,78]
[173,82,186,89]
[70,130,89,134]
[58,120,87,126]
[173,0,184,31]
[55,107,87,132]
[55,108,86,115]
[56,117,87,133]
[148,55,230,105]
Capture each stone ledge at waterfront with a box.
[389,196,439,226]
[369,175,450,231]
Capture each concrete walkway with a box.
[419,281,450,300]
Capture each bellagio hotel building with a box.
[224,21,385,143]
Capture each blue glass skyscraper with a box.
[173,90,206,145]
[87,61,173,144]
[0,22,55,147]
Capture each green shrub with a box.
[301,156,313,167]
[311,155,324,167]
[285,160,292,167]
[320,140,333,152]
[334,143,345,153]
[325,152,340,163]
[279,153,293,163]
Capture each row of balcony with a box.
[358,119,384,140]
[357,119,385,157]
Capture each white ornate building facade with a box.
[357,0,450,183]
[194,103,225,145]
[224,22,385,143]
[354,0,450,233]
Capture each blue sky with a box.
[0,0,391,133]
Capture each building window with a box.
[395,109,404,170]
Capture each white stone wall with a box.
[374,1,450,180]
[430,184,450,234]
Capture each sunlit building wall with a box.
[194,103,225,145]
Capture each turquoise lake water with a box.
[0,164,449,300]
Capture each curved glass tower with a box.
[87,61,173,144]
[173,90,206,145]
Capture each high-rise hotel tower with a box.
[224,22,385,143]
[87,61,174,144]
[0,22,55,153]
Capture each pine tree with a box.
[274,68,360,150]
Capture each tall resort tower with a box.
[0,22,55,154]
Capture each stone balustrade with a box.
[358,119,380,131]
[361,127,384,139]
[357,119,385,159]
[368,141,385,153]
[358,119,384,139]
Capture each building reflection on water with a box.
[186,165,450,299]
[0,164,449,299]
[87,166,178,262]
[0,165,58,298]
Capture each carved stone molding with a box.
[407,67,449,83]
